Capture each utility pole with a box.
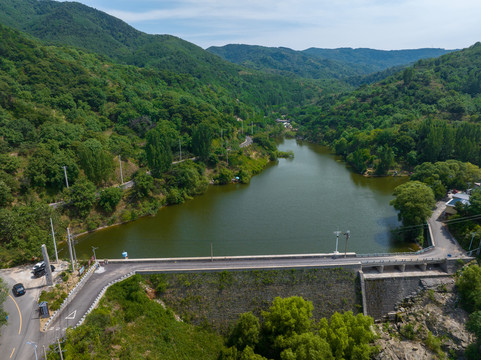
[67,228,75,271]
[41,244,53,286]
[119,155,124,184]
[344,230,350,258]
[50,217,58,264]
[72,234,77,264]
[469,233,475,250]
[63,166,69,188]
[179,138,182,161]
[333,231,341,254]
[57,338,65,360]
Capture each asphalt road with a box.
[1,273,42,360]
[0,200,472,359]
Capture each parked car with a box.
[12,283,26,296]
[32,262,55,278]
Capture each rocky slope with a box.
[375,279,473,360]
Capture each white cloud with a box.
[67,0,481,49]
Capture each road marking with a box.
[9,347,15,359]
[66,310,77,320]
[8,294,21,335]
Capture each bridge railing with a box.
[356,245,435,258]
[360,257,445,265]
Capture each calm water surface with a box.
[75,139,409,259]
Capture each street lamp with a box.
[26,341,38,360]
[333,231,341,254]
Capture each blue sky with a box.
[64,0,480,50]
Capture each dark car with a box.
[32,263,55,278]
[12,283,26,296]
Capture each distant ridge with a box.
[303,47,456,72]
[207,44,455,81]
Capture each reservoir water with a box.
[75,139,410,259]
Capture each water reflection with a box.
[76,139,409,258]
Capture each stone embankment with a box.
[375,280,473,359]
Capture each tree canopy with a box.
[390,181,435,242]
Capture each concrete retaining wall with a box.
[363,273,451,319]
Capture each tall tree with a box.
[390,181,435,242]
[191,122,213,161]
[145,127,172,178]
[77,139,113,185]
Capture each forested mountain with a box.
[303,47,455,73]
[207,44,370,80]
[0,0,339,105]
[293,42,481,175]
[0,22,290,264]
[207,44,453,82]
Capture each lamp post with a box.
[26,341,38,360]
[344,230,350,258]
[333,231,341,254]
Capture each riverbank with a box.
[69,144,272,240]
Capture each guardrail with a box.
[75,271,135,328]
[43,261,99,332]
[360,257,445,265]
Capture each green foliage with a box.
[456,264,481,313]
[224,297,375,360]
[280,332,334,360]
[215,167,234,185]
[411,160,481,199]
[424,331,445,358]
[400,323,416,340]
[192,122,214,161]
[67,179,97,218]
[0,203,62,265]
[54,275,225,359]
[165,161,209,197]
[0,180,13,207]
[294,43,481,171]
[390,181,435,241]
[262,296,313,340]
[132,171,153,199]
[98,187,122,213]
[77,138,113,185]
[145,127,173,178]
[0,277,8,327]
[228,312,261,350]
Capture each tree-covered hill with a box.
[0,0,339,105]
[0,23,290,264]
[207,44,454,82]
[207,44,370,80]
[293,42,481,174]
[303,47,455,73]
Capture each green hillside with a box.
[303,47,455,72]
[0,0,338,105]
[0,23,290,265]
[293,43,481,174]
[207,44,370,80]
[207,44,454,83]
